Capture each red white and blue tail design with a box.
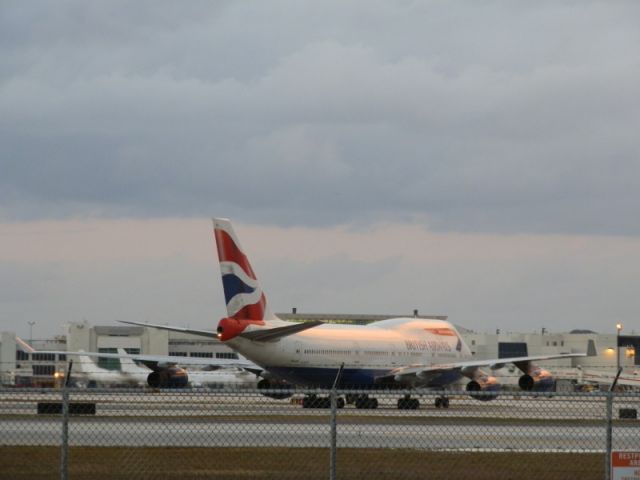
[214,218,322,343]
[213,218,276,322]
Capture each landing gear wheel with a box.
[435,397,442,408]
[302,395,316,408]
[302,395,331,408]
[337,397,345,409]
[398,397,420,410]
[441,397,449,409]
[355,396,378,409]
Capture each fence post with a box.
[329,363,344,480]
[60,386,69,480]
[329,387,337,480]
[604,391,613,480]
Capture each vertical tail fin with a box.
[15,336,35,354]
[75,350,102,374]
[116,348,147,374]
[213,218,275,322]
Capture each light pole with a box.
[28,321,35,346]
[616,323,622,373]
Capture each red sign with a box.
[612,452,640,480]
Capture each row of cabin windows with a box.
[302,349,422,357]
[304,349,353,356]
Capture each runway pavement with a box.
[0,415,637,452]
[1,388,638,453]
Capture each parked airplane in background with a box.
[581,368,640,390]
[72,351,146,387]
[119,218,590,409]
[41,346,260,389]
[115,348,257,388]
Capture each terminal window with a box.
[32,365,55,376]
[32,353,55,362]
[498,342,528,359]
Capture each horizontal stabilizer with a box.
[240,321,323,342]
[118,320,218,339]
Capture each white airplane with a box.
[40,342,260,389]
[72,351,146,387]
[48,349,259,388]
[118,218,590,409]
[115,348,257,388]
[581,368,640,390]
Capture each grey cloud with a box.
[2,1,640,234]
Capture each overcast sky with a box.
[1,1,640,338]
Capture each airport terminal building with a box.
[1,313,638,387]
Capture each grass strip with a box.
[0,446,604,480]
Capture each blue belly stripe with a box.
[265,366,463,389]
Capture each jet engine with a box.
[257,378,293,399]
[147,366,189,388]
[466,374,500,401]
[518,367,554,392]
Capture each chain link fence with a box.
[0,386,638,479]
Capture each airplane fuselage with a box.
[226,318,472,388]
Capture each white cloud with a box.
[2,218,639,337]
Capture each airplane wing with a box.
[384,352,587,383]
[118,320,219,339]
[39,350,259,371]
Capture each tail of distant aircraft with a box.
[75,351,103,374]
[15,336,35,354]
[116,348,148,374]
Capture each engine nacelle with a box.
[519,368,554,392]
[466,374,500,401]
[147,366,189,388]
[257,378,293,399]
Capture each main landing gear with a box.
[302,394,345,409]
[354,394,378,409]
[397,394,420,410]
[434,396,449,409]
[344,393,379,409]
[302,393,377,409]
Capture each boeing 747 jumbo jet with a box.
[118,218,589,409]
